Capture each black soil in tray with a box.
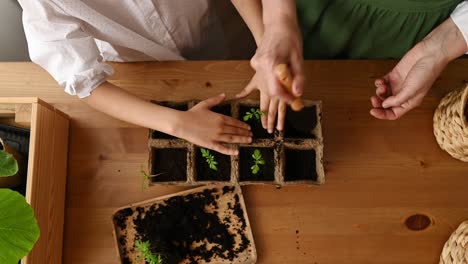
[239,147,275,181]
[284,105,317,138]
[151,102,189,139]
[211,104,232,117]
[284,149,317,181]
[115,186,250,264]
[195,148,231,181]
[151,148,187,182]
[239,106,274,139]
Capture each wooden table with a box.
[0,61,467,264]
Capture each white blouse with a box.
[18,0,228,98]
[18,0,468,99]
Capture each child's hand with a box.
[174,94,252,155]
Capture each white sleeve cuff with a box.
[62,64,114,98]
[451,1,468,53]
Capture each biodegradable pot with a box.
[433,85,468,162]
[0,137,23,188]
[148,99,325,186]
[112,184,257,264]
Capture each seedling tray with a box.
[148,100,324,186]
[112,184,257,264]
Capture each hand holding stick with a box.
[274,64,304,111]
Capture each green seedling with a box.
[134,240,163,264]
[243,108,263,122]
[201,148,218,171]
[140,166,164,192]
[251,149,265,175]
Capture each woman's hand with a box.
[371,18,467,120]
[238,17,303,133]
[236,73,287,133]
[173,94,252,155]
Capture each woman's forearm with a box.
[262,0,298,27]
[82,81,181,135]
[231,0,264,45]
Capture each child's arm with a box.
[84,82,252,155]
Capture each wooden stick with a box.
[274,64,304,111]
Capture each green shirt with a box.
[297,0,463,59]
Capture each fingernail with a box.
[268,129,273,134]
[219,93,226,97]
[248,137,252,143]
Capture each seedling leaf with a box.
[200,148,218,171]
[250,148,265,175]
[135,240,163,264]
[0,150,18,177]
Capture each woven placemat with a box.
[433,85,468,162]
[440,221,468,264]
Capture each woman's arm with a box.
[232,0,304,132]
[371,18,467,120]
[231,0,264,44]
[84,82,252,155]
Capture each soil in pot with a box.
[239,147,275,182]
[150,148,187,182]
[284,149,317,181]
[284,105,317,138]
[239,106,274,139]
[211,104,232,117]
[151,102,189,139]
[114,186,252,264]
[195,148,231,182]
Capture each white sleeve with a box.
[18,0,113,98]
[451,1,468,51]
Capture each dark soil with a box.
[195,148,231,181]
[239,106,274,139]
[211,104,232,117]
[0,124,30,195]
[239,147,275,181]
[151,102,189,139]
[151,148,187,182]
[284,106,317,138]
[119,186,250,264]
[284,149,317,181]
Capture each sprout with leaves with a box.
[200,148,218,171]
[251,149,265,175]
[135,240,163,264]
[243,108,263,122]
[140,166,164,192]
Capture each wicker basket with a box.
[433,85,468,162]
[440,221,468,264]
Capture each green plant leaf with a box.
[258,160,265,165]
[0,189,40,264]
[0,151,18,177]
[200,148,209,157]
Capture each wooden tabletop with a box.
[0,61,467,264]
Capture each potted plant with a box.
[0,141,39,264]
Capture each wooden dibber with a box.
[274,64,305,111]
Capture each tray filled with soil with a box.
[112,184,257,264]
[147,99,324,186]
